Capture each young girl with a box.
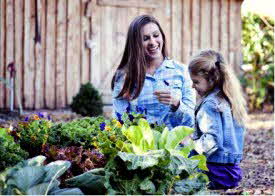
[188,50,247,190]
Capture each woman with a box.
[111,15,195,129]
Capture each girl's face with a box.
[190,74,212,97]
[140,22,164,61]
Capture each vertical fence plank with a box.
[14,0,24,109]
[171,0,182,61]
[45,0,56,108]
[0,0,5,108]
[164,0,172,55]
[56,0,66,108]
[23,0,34,109]
[101,5,113,93]
[191,0,200,55]
[81,0,90,85]
[220,0,229,62]
[211,0,220,50]
[154,0,172,55]
[232,0,242,72]
[200,0,211,50]
[67,0,81,104]
[30,0,36,109]
[100,5,114,103]
[182,0,192,64]
[5,0,14,109]
[90,0,101,89]
[34,0,45,109]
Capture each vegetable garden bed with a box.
[0,109,274,195]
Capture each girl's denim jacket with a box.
[192,88,245,164]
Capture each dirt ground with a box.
[0,109,274,195]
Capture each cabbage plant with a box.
[66,119,209,195]
[0,156,83,195]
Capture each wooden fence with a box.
[0,0,243,110]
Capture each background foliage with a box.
[241,12,274,111]
[70,83,103,117]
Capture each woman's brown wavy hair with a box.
[111,15,168,100]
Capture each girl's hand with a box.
[154,90,180,109]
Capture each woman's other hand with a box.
[154,90,180,110]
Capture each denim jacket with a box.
[112,58,196,129]
[192,88,245,164]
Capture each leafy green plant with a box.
[47,116,105,148]
[95,111,166,158]
[14,114,52,157]
[241,12,274,111]
[70,82,103,117]
[0,156,83,195]
[66,119,209,195]
[0,128,28,171]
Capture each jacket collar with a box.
[162,58,175,69]
[195,88,221,114]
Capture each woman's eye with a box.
[143,36,150,41]
[153,34,159,38]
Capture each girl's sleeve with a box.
[170,67,196,128]
[112,73,129,118]
[193,101,220,157]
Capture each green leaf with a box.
[65,168,106,195]
[165,126,194,150]
[173,173,209,194]
[139,178,156,194]
[24,156,46,167]
[6,166,45,192]
[153,130,161,149]
[44,161,71,182]
[118,150,165,170]
[50,188,83,195]
[158,127,169,149]
[190,155,208,171]
[122,119,155,154]
[168,155,199,175]
[26,180,59,195]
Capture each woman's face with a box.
[140,22,164,61]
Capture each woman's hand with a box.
[154,90,180,110]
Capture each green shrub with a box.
[70,83,103,117]
[0,128,28,171]
[241,12,274,111]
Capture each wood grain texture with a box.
[56,0,66,107]
[34,0,45,108]
[182,0,192,64]
[6,0,14,108]
[45,0,56,108]
[0,0,5,108]
[23,0,35,109]
[171,0,183,61]
[14,0,24,108]
[97,0,161,8]
[67,0,81,105]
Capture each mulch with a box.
[0,109,274,195]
